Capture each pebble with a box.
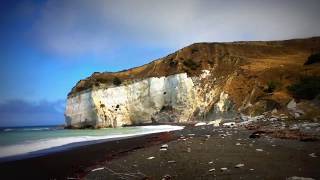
[91,167,104,172]
[161,174,172,180]
[209,168,216,172]
[287,176,315,180]
[167,160,176,163]
[235,163,244,168]
[220,167,228,171]
[160,144,168,151]
[309,153,317,158]
[256,149,264,152]
[208,161,214,164]
[161,144,169,148]
[147,156,155,160]
[187,147,191,153]
[223,122,236,127]
[236,143,241,146]
[250,169,254,171]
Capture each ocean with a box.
[0,125,183,161]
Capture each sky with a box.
[0,0,320,127]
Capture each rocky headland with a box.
[65,37,320,129]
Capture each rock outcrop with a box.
[65,37,320,128]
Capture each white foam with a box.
[0,125,184,159]
[23,128,51,131]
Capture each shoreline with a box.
[0,131,178,180]
[0,121,319,180]
[0,124,184,162]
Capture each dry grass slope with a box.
[69,37,320,115]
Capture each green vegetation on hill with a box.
[183,59,200,70]
[112,77,122,86]
[304,53,320,65]
[288,76,320,100]
[264,80,278,93]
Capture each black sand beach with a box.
[0,123,319,180]
[0,132,176,180]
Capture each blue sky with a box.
[1,0,320,127]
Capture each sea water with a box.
[0,125,183,161]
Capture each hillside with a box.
[66,37,320,128]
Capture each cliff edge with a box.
[65,37,320,128]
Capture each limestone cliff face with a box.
[65,37,320,128]
[65,72,233,128]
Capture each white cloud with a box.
[30,0,320,56]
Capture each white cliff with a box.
[65,72,234,128]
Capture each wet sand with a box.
[0,132,176,180]
[0,125,319,180]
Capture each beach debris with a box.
[208,161,214,165]
[256,149,264,152]
[272,144,276,147]
[160,144,169,151]
[167,160,176,163]
[250,169,255,171]
[209,168,216,172]
[249,131,266,138]
[235,163,244,168]
[161,174,172,180]
[287,176,315,180]
[104,167,147,179]
[91,167,105,172]
[301,123,320,128]
[147,156,155,160]
[220,167,228,171]
[270,117,278,121]
[187,147,191,153]
[236,143,241,146]
[205,134,211,138]
[161,144,169,148]
[208,119,222,127]
[195,122,206,126]
[223,122,236,128]
[309,153,317,158]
